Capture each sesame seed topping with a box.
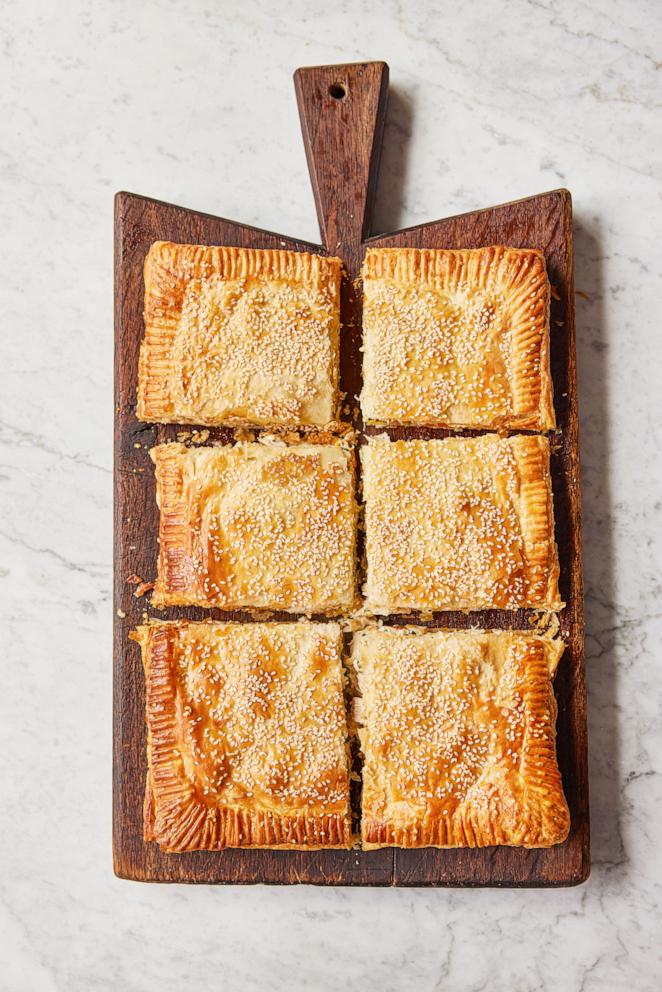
[362,433,558,612]
[155,621,351,814]
[354,627,559,820]
[361,247,549,429]
[142,245,341,427]
[153,439,357,613]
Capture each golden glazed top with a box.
[353,626,569,849]
[361,246,554,430]
[138,243,341,427]
[152,439,358,614]
[361,433,562,612]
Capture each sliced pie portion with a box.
[353,626,570,849]
[138,242,342,427]
[151,437,358,614]
[361,433,562,613]
[361,246,554,429]
[133,620,353,851]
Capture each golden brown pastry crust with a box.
[360,246,554,430]
[134,620,353,852]
[137,242,342,428]
[353,626,570,849]
[361,434,562,612]
[151,437,358,613]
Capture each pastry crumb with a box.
[134,581,155,598]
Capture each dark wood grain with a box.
[114,61,589,886]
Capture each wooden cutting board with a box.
[114,60,589,886]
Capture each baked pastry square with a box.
[138,242,342,428]
[133,620,353,851]
[353,626,570,849]
[151,438,358,613]
[361,434,562,612]
[361,246,554,430]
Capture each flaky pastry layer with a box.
[353,626,570,849]
[360,246,555,430]
[361,434,562,612]
[151,438,358,614]
[134,620,353,852]
[137,242,342,428]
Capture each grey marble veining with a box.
[1,0,661,989]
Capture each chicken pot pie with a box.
[138,242,342,428]
[353,626,570,849]
[133,620,353,851]
[361,246,554,430]
[361,434,562,613]
[151,438,358,614]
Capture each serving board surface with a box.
[114,61,589,886]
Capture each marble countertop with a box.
[2,0,661,988]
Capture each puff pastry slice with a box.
[151,437,358,613]
[133,620,353,852]
[361,246,554,430]
[353,626,570,849]
[138,242,342,427]
[361,434,562,612]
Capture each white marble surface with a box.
[2,0,661,988]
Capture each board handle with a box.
[294,61,389,254]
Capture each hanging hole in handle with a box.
[328,82,346,100]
